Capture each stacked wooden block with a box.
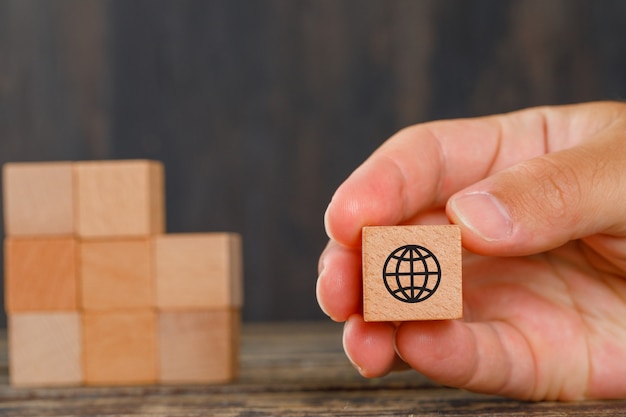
[3,160,242,386]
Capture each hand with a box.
[316,101,626,400]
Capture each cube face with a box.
[155,234,243,309]
[80,239,153,310]
[5,238,78,312]
[9,313,82,386]
[82,310,157,385]
[362,225,462,322]
[158,310,239,383]
[3,162,74,236]
[75,160,165,238]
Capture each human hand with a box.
[316,102,626,400]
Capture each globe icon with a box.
[382,245,441,303]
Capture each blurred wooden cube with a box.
[158,310,240,384]
[74,160,165,238]
[155,233,243,309]
[5,237,78,312]
[82,310,157,385]
[362,225,462,322]
[79,239,153,311]
[8,312,82,386]
[3,162,75,237]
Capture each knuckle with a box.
[508,153,586,224]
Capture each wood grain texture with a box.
[155,233,243,309]
[0,322,624,415]
[4,237,78,312]
[8,312,82,386]
[74,160,164,239]
[158,309,240,384]
[2,162,75,237]
[362,225,462,322]
[79,239,153,311]
[82,310,157,385]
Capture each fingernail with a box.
[315,270,332,319]
[323,202,334,240]
[392,328,406,363]
[343,318,365,374]
[450,192,512,241]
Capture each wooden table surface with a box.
[0,321,624,416]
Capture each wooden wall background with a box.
[0,0,625,323]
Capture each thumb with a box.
[446,133,626,256]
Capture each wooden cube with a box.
[8,312,82,386]
[74,160,164,238]
[5,237,78,312]
[82,310,157,385]
[79,239,153,311]
[155,233,243,309]
[3,162,75,237]
[158,310,240,384]
[362,225,462,322]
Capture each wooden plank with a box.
[362,225,462,322]
[0,322,624,414]
[79,239,153,311]
[2,162,75,237]
[82,310,157,385]
[74,160,165,239]
[4,237,78,312]
[154,233,243,309]
[8,312,82,386]
[158,309,240,384]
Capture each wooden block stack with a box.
[3,160,242,386]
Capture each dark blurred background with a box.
[0,0,625,324]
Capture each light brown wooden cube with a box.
[82,310,157,385]
[74,160,164,238]
[155,233,243,309]
[362,225,462,322]
[3,162,75,237]
[79,239,153,311]
[5,237,78,312]
[158,309,240,384]
[9,312,82,386]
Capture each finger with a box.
[395,320,533,399]
[316,241,362,321]
[325,107,554,248]
[396,320,545,400]
[325,102,625,248]
[325,120,499,247]
[343,315,408,377]
[447,118,626,256]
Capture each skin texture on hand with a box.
[316,102,626,401]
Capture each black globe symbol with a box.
[383,245,441,303]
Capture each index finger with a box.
[324,104,602,247]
